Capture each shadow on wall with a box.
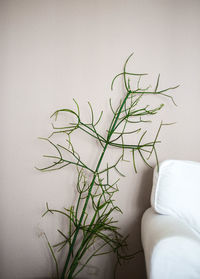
[107,167,153,279]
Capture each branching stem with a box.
[38,53,178,279]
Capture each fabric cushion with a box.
[151,160,200,235]
[142,208,200,279]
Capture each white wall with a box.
[1,0,200,278]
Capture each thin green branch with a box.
[43,233,59,279]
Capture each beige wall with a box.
[1,0,200,278]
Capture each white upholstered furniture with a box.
[141,160,200,279]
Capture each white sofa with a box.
[141,160,200,279]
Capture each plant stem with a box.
[61,144,107,278]
[61,89,131,279]
[39,53,178,279]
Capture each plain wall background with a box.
[1,0,200,278]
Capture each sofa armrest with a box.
[141,208,200,279]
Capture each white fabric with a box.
[142,208,200,279]
[150,160,200,235]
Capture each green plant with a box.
[37,54,178,279]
